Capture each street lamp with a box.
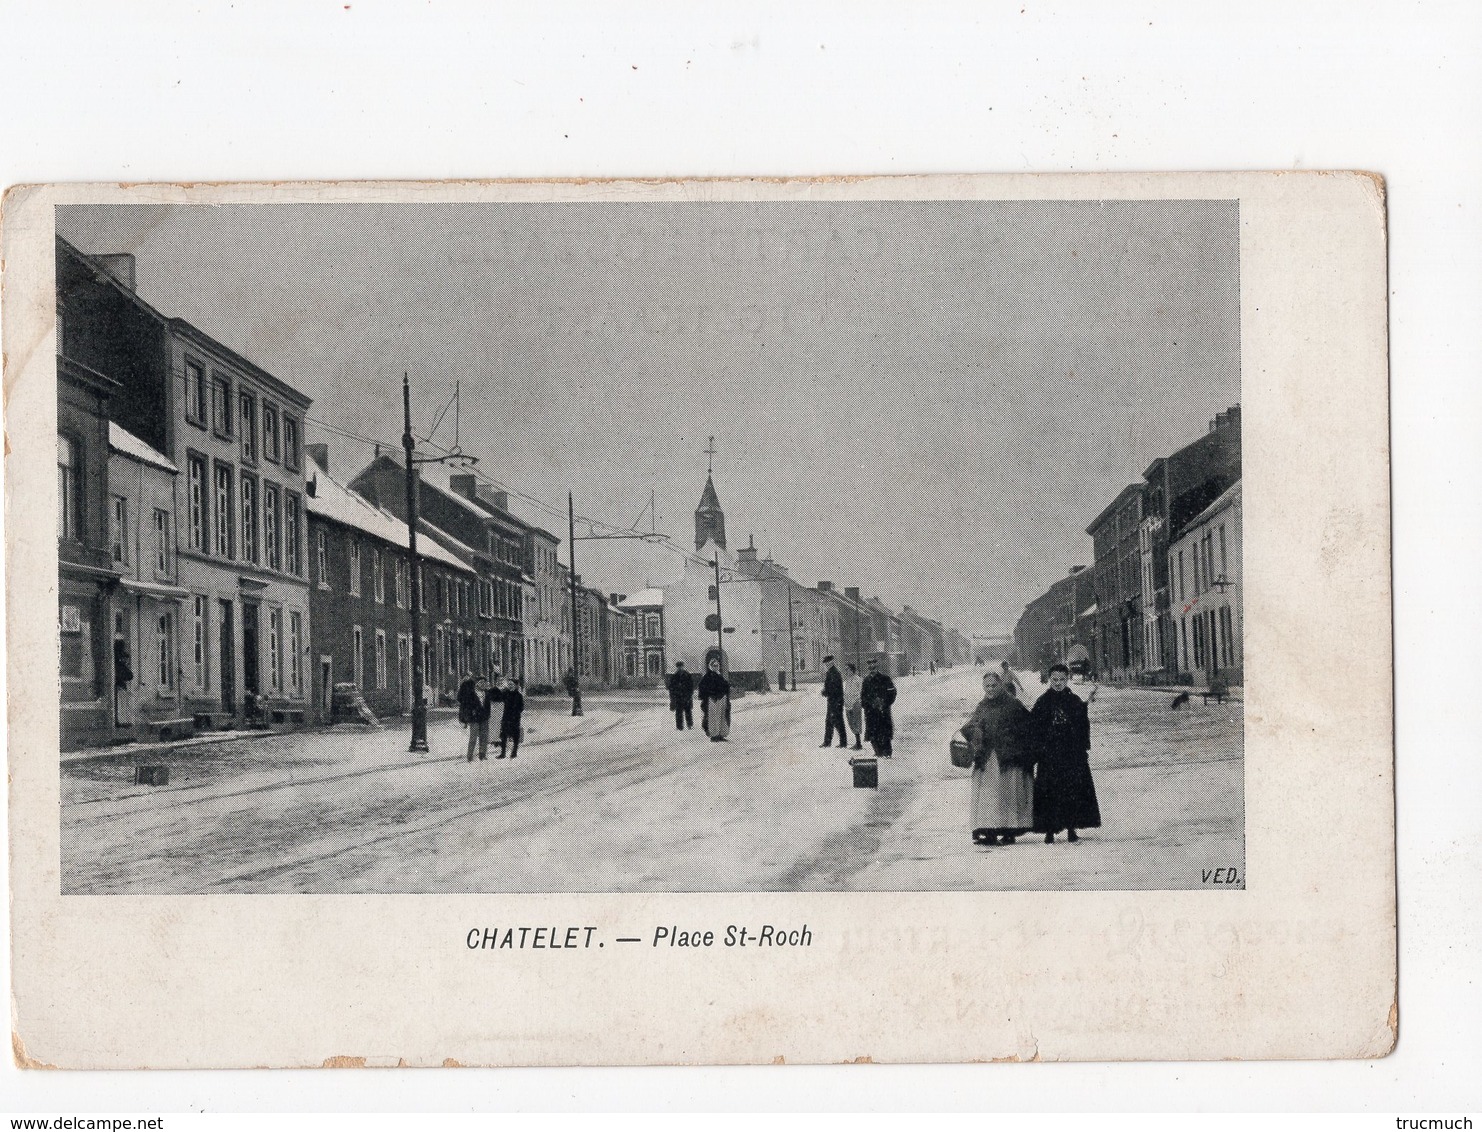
[401,373,477,753]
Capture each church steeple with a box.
[695,473,726,551]
[695,436,726,551]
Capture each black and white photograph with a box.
[53,197,1243,895]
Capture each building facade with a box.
[617,589,666,684]
[1086,484,1145,681]
[58,237,314,730]
[107,424,189,734]
[1169,481,1243,687]
[304,449,478,718]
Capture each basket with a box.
[949,736,974,769]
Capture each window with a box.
[153,509,171,575]
[1219,523,1228,580]
[58,434,80,541]
[352,625,364,688]
[289,611,303,698]
[155,612,174,689]
[262,403,280,462]
[268,607,282,693]
[316,529,329,588]
[214,463,234,557]
[263,483,280,571]
[373,548,384,603]
[110,496,127,563]
[239,390,257,464]
[394,558,407,608]
[211,375,233,437]
[187,454,207,551]
[185,358,208,426]
[284,493,302,576]
[349,539,362,596]
[375,630,387,690]
[625,653,636,677]
[646,652,663,677]
[240,473,259,564]
[647,614,661,639]
[192,595,208,689]
[282,416,301,472]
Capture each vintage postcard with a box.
[4,174,1393,1066]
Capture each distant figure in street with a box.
[1031,663,1102,844]
[843,663,864,751]
[962,670,1035,846]
[929,661,937,675]
[698,657,731,742]
[562,667,579,700]
[861,658,897,759]
[820,655,848,749]
[779,669,788,693]
[497,677,524,759]
[667,660,695,730]
[457,674,495,762]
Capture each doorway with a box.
[242,600,260,702]
[217,598,236,713]
[319,656,333,718]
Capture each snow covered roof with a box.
[618,588,664,609]
[108,423,176,473]
[1184,480,1242,533]
[307,467,467,572]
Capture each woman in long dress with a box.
[698,658,731,742]
[962,670,1035,846]
[1030,662,1101,843]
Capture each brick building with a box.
[617,588,666,684]
[305,449,476,718]
[350,457,526,684]
[1087,484,1145,681]
[1013,566,1095,677]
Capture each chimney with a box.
[306,443,329,472]
[485,489,509,512]
[450,473,478,501]
[845,587,861,602]
[817,581,834,592]
[95,253,136,291]
[611,593,624,606]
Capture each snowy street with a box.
[61,667,1242,893]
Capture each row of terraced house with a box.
[1013,406,1243,689]
[56,236,631,750]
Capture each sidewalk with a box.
[61,708,627,808]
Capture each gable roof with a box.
[108,422,177,473]
[306,465,468,572]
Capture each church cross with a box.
[705,436,717,475]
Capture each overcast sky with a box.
[58,199,1239,634]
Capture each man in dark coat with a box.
[819,655,848,748]
[1030,663,1102,843]
[457,674,495,762]
[667,660,695,730]
[860,658,897,759]
[497,677,524,759]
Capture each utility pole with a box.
[567,491,583,717]
[401,373,428,753]
[786,583,797,691]
[853,594,861,669]
[712,554,725,669]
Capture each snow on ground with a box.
[60,668,1242,894]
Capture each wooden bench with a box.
[269,707,307,726]
[1201,680,1231,706]
[154,717,198,742]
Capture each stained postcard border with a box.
[4,173,1393,1067]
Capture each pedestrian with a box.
[860,657,897,759]
[497,676,524,759]
[1030,662,1102,844]
[819,655,848,749]
[667,660,695,730]
[930,661,937,675]
[698,656,731,742]
[457,673,495,762]
[843,662,864,750]
[962,670,1035,847]
[562,667,579,700]
[779,669,788,693]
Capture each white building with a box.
[1168,481,1243,687]
[661,474,767,690]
